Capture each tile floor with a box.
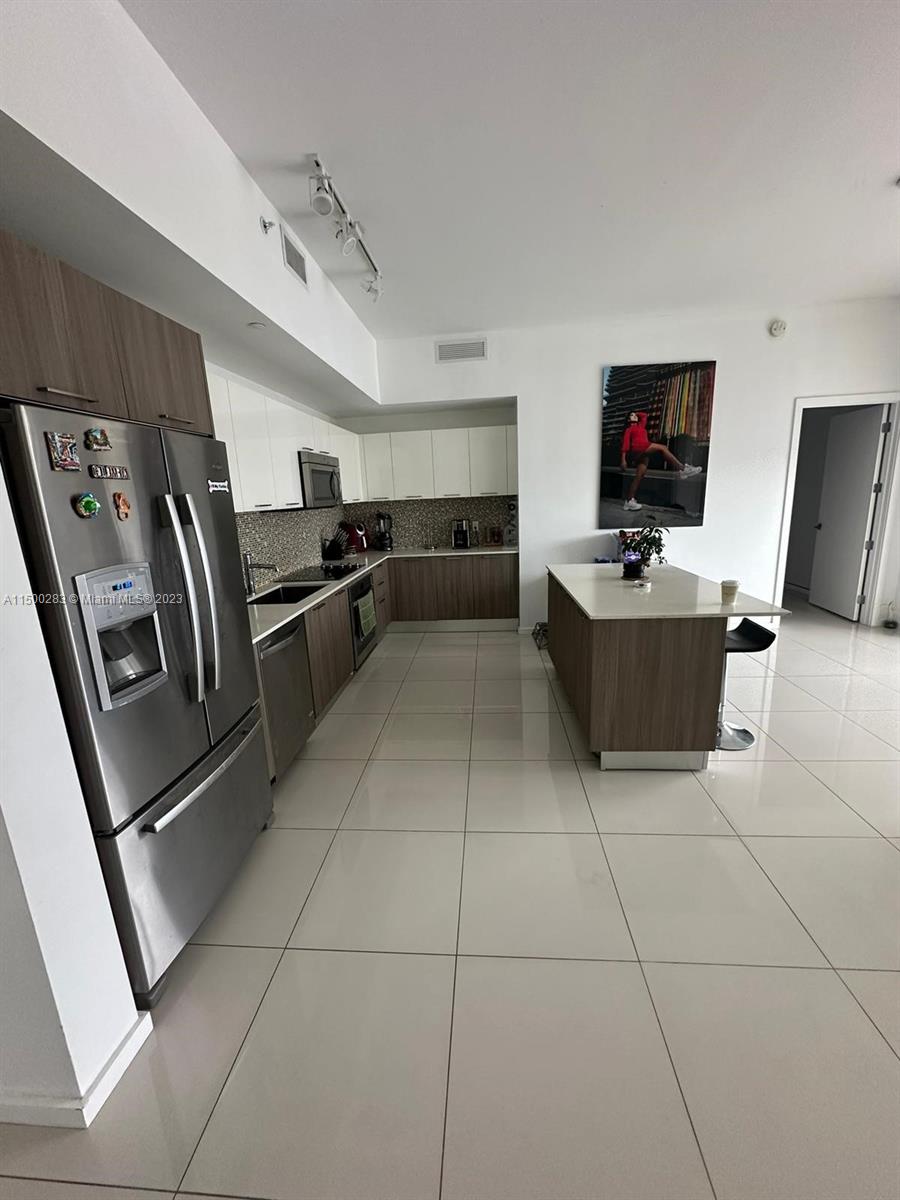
[2,600,899,1200]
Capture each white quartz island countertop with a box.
[547,563,788,621]
[247,546,518,644]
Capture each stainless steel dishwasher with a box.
[255,614,316,779]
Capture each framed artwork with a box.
[599,360,716,529]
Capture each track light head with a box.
[310,174,334,216]
[337,217,359,257]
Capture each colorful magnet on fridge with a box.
[45,431,81,472]
[73,492,102,519]
[84,426,112,451]
[112,491,132,521]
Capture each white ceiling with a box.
[122,0,899,339]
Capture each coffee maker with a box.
[372,511,393,551]
[452,519,470,550]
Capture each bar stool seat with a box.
[718,619,776,751]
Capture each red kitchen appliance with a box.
[339,520,368,554]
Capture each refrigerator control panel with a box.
[78,563,157,630]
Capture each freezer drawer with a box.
[96,710,271,999]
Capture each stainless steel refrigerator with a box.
[1,402,271,1005]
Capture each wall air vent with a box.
[435,337,488,364]
[281,226,308,287]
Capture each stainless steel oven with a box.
[298,450,342,508]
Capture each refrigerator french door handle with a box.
[141,727,250,833]
[180,492,222,691]
[162,493,205,705]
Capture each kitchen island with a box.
[547,564,786,769]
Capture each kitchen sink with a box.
[249,582,329,605]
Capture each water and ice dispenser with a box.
[76,562,168,711]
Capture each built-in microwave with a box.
[298,451,342,508]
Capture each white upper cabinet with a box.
[468,426,509,496]
[362,433,395,501]
[506,425,518,493]
[265,399,307,508]
[311,416,333,454]
[330,430,365,503]
[391,431,435,499]
[431,428,471,498]
[228,381,276,511]
[207,370,244,512]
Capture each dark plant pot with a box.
[622,559,645,581]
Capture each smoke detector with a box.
[768,319,787,339]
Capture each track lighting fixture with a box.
[362,274,384,302]
[310,174,334,216]
[309,152,382,287]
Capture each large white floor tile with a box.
[838,969,900,1055]
[844,708,900,748]
[373,712,472,759]
[477,631,532,646]
[549,678,574,711]
[697,760,875,836]
[371,632,424,658]
[299,713,386,759]
[645,963,900,1200]
[290,830,463,953]
[458,833,634,959]
[803,760,900,836]
[342,760,468,830]
[603,835,825,966]
[0,1184,171,1200]
[745,836,900,969]
[470,712,572,759]
[420,631,478,647]
[786,673,900,711]
[473,677,558,711]
[392,678,474,712]
[404,655,476,681]
[442,958,711,1200]
[192,829,332,948]
[762,644,853,676]
[329,678,401,714]
[271,759,366,828]
[474,656,548,680]
[0,946,277,1191]
[746,710,900,760]
[466,761,595,832]
[352,655,413,682]
[560,712,595,759]
[183,950,453,1200]
[724,655,774,678]
[415,641,483,658]
[580,769,732,834]
[725,675,828,711]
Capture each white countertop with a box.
[547,563,788,621]
[246,546,518,644]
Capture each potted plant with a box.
[619,515,667,579]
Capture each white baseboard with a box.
[0,1011,152,1128]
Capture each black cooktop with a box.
[282,560,363,583]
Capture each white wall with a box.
[378,298,900,626]
[0,0,379,403]
[0,467,149,1124]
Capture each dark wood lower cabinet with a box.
[306,591,354,716]
[389,554,518,622]
[372,564,392,629]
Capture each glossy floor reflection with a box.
[2,608,898,1200]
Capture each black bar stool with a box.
[717,618,776,750]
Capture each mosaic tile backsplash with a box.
[234,495,517,588]
[344,496,517,550]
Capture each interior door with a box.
[809,405,887,620]
[161,429,260,742]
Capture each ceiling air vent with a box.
[435,337,488,364]
[281,226,308,287]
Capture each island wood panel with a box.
[592,616,724,750]
[547,573,594,730]
[471,553,518,618]
[306,591,354,715]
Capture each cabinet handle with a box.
[254,503,273,508]
[442,493,461,497]
[311,600,327,612]
[402,494,423,499]
[479,491,499,496]
[371,496,390,501]
[158,412,195,425]
[37,386,97,403]
[282,501,301,506]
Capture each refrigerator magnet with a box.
[72,492,102,519]
[45,431,81,472]
[113,491,132,521]
[84,426,112,451]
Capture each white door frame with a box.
[774,391,899,625]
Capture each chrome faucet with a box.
[242,551,276,597]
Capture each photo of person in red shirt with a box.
[620,411,701,511]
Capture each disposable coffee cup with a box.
[721,579,739,604]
